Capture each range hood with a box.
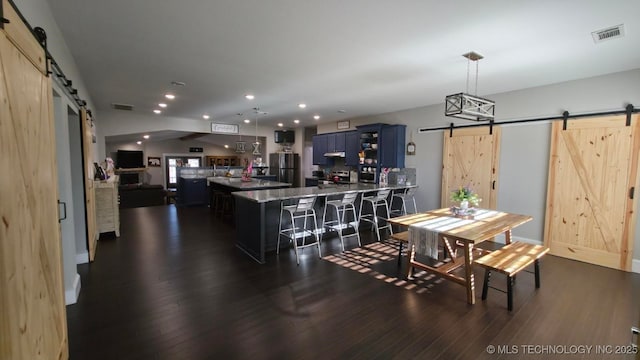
[324,151,345,157]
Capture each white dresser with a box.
[95,177,120,236]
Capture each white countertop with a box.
[207,176,291,190]
[232,183,417,203]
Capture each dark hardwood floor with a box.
[67,205,640,359]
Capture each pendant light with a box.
[234,113,247,153]
[252,108,262,155]
[445,51,495,121]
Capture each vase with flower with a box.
[450,185,481,217]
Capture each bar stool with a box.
[322,191,361,252]
[277,195,321,264]
[359,189,393,242]
[390,187,418,216]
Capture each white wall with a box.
[319,69,640,261]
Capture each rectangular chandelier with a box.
[445,92,495,121]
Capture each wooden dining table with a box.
[388,208,532,304]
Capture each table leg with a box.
[505,229,512,244]
[405,245,415,279]
[442,235,456,261]
[463,242,475,304]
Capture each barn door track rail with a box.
[421,104,636,136]
[3,0,91,112]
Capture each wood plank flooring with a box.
[66,205,640,359]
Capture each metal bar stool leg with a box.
[312,209,321,257]
[350,203,361,246]
[291,211,300,265]
[335,204,345,252]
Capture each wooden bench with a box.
[474,241,549,311]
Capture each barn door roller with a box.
[562,111,569,131]
[0,2,8,29]
[625,104,633,126]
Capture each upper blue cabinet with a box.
[379,124,406,168]
[313,131,357,165]
[312,134,329,165]
[345,131,360,166]
[326,131,346,152]
[357,123,406,169]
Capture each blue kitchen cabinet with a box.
[326,132,346,152]
[312,134,329,165]
[379,124,406,168]
[345,131,360,166]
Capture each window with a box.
[165,156,202,189]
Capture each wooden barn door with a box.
[80,108,98,261]
[0,0,69,358]
[441,126,501,209]
[544,115,640,271]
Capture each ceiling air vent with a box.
[592,24,624,43]
[111,103,134,111]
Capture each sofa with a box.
[119,184,167,208]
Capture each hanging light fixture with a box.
[445,51,495,121]
[252,108,263,155]
[235,113,246,153]
[235,134,246,153]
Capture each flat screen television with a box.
[274,130,295,144]
[117,150,144,168]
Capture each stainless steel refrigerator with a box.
[270,153,300,187]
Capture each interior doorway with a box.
[164,155,203,189]
[53,88,85,305]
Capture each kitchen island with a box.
[233,183,416,263]
[207,176,292,211]
[207,177,292,191]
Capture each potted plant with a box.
[450,185,481,216]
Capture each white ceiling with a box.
[46,0,640,129]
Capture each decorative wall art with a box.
[337,120,350,130]
[147,156,161,167]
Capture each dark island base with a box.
[234,193,399,264]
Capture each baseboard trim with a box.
[511,236,543,245]
[632,259,640,274]
[76,251,89,264]
[65,273,81,305]
[491,235,542,245]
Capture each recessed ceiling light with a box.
[203,114,210,119]
[293,119,300,124]
[153,109,161,114]
[158,103,167,108]
[338,110,346,113]
[224,144,229,149]
[278,123,284,127]
[244,119,251,123]
[136,141,142,145]
[298,103,307,109]
[171,81,186,86]
[143,135,150,139]
[165,94,175,100]
[313,115,320,120]
[245,94,255,100]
